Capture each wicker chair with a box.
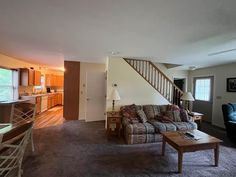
[0,121,33,177]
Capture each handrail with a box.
[123,58,183,105]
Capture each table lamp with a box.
[180,92,195,112]
[110,88,121,111]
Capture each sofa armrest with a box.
[122,117,130,126]
[188,115,194,122]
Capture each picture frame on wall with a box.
[227,77,236,92]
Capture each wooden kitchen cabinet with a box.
[56,75,64,87]
[36,96,41,114]
[45,74,63,87]
[20,68,34,86]
[20,68,41,86]
[34,70,41,86]
[47,96,52,109]
[57,93,62,105]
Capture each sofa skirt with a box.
[125,133,162,144]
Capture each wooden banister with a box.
[123,58,183,106]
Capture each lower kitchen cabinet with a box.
[36,96,41,114]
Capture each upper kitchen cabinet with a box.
[45,74,64,87]
[56,75,64,87]
[19,68,41,86]
[20,68,34,86]
[34,70,41,86]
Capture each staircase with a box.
[123,58,183,106]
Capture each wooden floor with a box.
[34,106,64,129]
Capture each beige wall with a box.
[79,62,106,120]
[107,58,172,111]
[188,62,236,128]
[0,53,64,75]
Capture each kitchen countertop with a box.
[0,99,30,105]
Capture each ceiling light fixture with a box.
[109,51,120,55]
[208,48,236,56]
[189,66,196,70]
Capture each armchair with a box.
[222,103,236,140]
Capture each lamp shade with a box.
[180,92,195,101]
[110,88,121,101]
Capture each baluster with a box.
[154,69,157,89]
[146,61,148,80]
[139,60,141,74]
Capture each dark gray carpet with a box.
[23,121,236,177]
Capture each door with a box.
[86,71,106,122]
[193,76,214,123]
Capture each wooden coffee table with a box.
[162,130,222,173]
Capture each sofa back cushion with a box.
[143,105,161,120]
[136,110,148,123]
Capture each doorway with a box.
[174,78,186,92]
[85,71,106,122]
[193,76,214,123]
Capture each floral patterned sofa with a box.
[121,104,197,144]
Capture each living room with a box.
[1,0,236,177]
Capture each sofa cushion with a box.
[149,120,177,133]
[143,105,161,120]
[159,105,169,113]
[179,108,190,122]
[120,104,137,118]
[136,110,148,123]
[125,134,162,144]
[125,122,155,134]
[167,104,180,111]
[172,122,197,131]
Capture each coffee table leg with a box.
[214,143,219,166]
[162,137,166,156]
[178,150,183,173]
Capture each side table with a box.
[189,112,204,130]
[107,111,122,137]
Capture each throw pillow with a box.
[136,110,148,123]
[120,104,137,119]
[180,109,189,122]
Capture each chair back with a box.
[222,103,236,125]
[0,121,33,177]
[10,103,36,124]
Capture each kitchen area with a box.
[19,68,64,115]
[0,65,64,125]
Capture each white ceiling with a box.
[1,0,236,70]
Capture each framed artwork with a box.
[227,77,236,92]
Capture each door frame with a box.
[173,77,187,92]
[192,75,215,123]
[85,71,106,122]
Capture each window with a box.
[194,77,212,101]
[0,68,18,102]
